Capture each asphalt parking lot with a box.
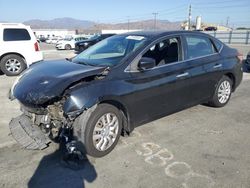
[0,44,250,188]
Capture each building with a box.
[32,29,76,38]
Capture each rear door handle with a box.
[213,64,222,69]
[176,72,189,78]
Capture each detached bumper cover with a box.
[9,114,50,150]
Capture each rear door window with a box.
[3,28,31,41]
[212,39,223,52]
[185,36,215,59]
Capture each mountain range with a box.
[23,18,95,29]
[22,17,182,30]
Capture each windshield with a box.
[72,35,147,67]
[88,34,102,40]
[64,37,73,41]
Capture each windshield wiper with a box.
[75,60,97,67]
[78,61,89,66]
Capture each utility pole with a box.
[152,12,158,30]
[226,16,230,27]
[188,4,192,30]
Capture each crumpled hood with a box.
[12,60,105,107]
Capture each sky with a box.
[0,0,250,27]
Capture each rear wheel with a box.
[74,104,122,157]
[65,44,71,50]
[0,54,26,76]
[208,75,233,107]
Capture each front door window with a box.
[141,37,181,68]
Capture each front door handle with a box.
[176,72,189,78]
[213,64,222,69]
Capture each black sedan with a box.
[75,33,115,53]
[245,51,250,71]
[9,31,243,157]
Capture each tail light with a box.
[34,42,40,51]
[237,52,243,63]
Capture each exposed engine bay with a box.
[9,100,72,150]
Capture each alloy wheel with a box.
[92,113,119,151]
[5,59,21,73]
[218,80,231,104]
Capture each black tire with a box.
[208,75,233,107]
[80,46,87,52]
[65,44,71,50]
[0,54,26,76]
[74,104,122,157]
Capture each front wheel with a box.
[74,104,122,157]
[208,75,233,107]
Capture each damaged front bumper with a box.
[9,100,76,150]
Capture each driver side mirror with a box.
[138,57,156,71]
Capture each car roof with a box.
[119,30,210,39]
[0,23,30,29]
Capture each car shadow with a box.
[28,142,97,188]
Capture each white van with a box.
[0,23,43,76]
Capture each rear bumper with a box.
[233,63,243,91]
